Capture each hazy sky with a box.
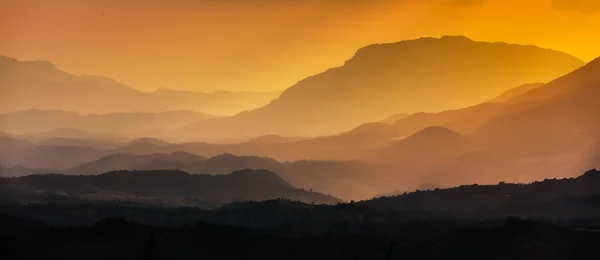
[2,0,599,92]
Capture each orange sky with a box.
[1,0,600,92]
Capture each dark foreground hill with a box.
[3,169,600,228]
[1,214,599,260]
[67,152,392,200]
[0,170,340,207]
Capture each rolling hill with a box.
[0,169,341,207]
[67,153,393,200]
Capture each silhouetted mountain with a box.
[38,127,95,139]
[389,102,506,137]
[0,136,33,151]
[37,137,124,150]
[128,137,172,147]
[382,113,410,124]
[509,57,600,104]
[247,134,308,144]
[0,109,214,137]
[6,169,600,229]
[67,152,205,175]
[488,83,544,103]
[0,165,58,178]
[0,142,105,170]
[67,152,393,200]
[176,36,583,140]
[0,170,341,207]
[372,126,468,163]
[474,57,600,159]
[362,169,600,218]
[243,122,403,162]
[0,56,280,115]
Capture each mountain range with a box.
[0,110,214,137]
[3,36,600,204]
[174,36,584,140]
[0,55,280,115]
[0,169,340,207]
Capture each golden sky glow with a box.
[2,0,600,92]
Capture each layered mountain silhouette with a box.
[487,83,544,103]
[0,165,57,178]
[37,137,123,150]
[374,57,600,186]
[66,152,205,175]
[0,56,280,115]
[474,58,600,157]
[247,134,309,144]
[372,126,468,163]
[363,169,600,218]
[0,169,341,207]
[0,110,214,137]
[382,113,410,124]
[67,153,391,200]
[175,36,583,140]
[0,135,106,170]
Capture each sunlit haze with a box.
[2,0,600,93]
[4,1,600,258]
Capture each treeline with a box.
[1,215,600,260]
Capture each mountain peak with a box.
[440,35,473,42]
[0,55,56,70]
[401,126,466,146]
[0,55,18,64]
[581,169,600,179]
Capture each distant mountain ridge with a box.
[0,56,280,115]
[66,152,391,200]
[176,36,584,140]
[0,109,214,137]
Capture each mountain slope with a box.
[0,56,280,115]
[176,36,584,140]
[474,57,600,156]
[389,102,506,137]
[371,126,468,163]
[488,83,545,103]
[382,113,410,124]
[362,169,600,218]
[509,57,600,104]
